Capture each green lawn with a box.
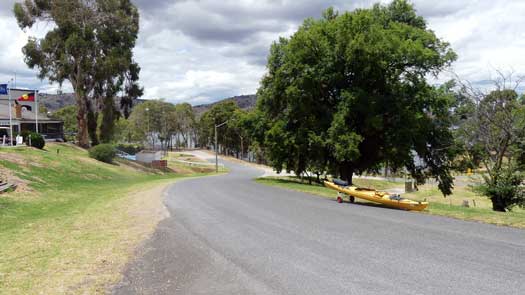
[0,143,210,293]
[255,176,525,228]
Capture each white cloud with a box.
[423,0,525,84]
[0,0,524,104]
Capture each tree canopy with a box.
[198,101,244,155]
[257,0,457,195]
[128,100,196,150]
[51,105,78,140]
[456,76,525,211]
[14,0,143,147]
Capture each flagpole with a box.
[8,81,13,146]
[35,90,39,134]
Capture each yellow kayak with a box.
[324,181,428,211]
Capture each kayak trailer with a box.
[324,179,428,211]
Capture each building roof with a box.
[0,100,62,123]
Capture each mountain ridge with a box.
[39,93,258,115]
[192,94,257,115]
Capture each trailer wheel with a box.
[337,196,343,203]
[349,196,355,203]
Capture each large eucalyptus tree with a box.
[14,0,143,147]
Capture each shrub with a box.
[89,144,116,163]
[475,167,525,212]
[19,130,31,142]
[115,143,144,155]
[25,132,45,149]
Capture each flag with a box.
[18,92,35,102]
[0,84,7,95]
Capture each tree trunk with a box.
[491,197,507,212]
[75,92,90,148]
[99,96,115,143]
[87,106,99,146]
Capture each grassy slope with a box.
[256,177,525,228]
[0,144,206,293]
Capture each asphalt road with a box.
[113,159,525,295]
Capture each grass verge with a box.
[0,143,212,293]
[255,176,525,228]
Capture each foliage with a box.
[89,143,116,163]
[51,105,78,141]
[457,76,525,211]
[14,0,143,147]
[38,103,48,114]
[113,118,133,143]
[129,100,169,147]
[99,96,118,144]
[128,100,196,150]
[18,130,31,142]
[173,103,196,149]
[26,132,45,149]
[256,1,457,195]
[237,110,269,162]
[115,143,144,155]
[197,101,247,156]
[475,167,525,212]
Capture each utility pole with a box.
[215,121,228,173]
[215,124,218,172]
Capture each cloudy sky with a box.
[0,0,524,104]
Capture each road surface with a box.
[113,159,524,295]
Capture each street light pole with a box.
[215,124,218,172]
[215,121,228,173]
[145,107,150,149]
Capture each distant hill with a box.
[39,93,147,112]
[39,92,258,115]
[193,95,257,115]
[39,93,76,111]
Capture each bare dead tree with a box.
[455,70,525,211]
